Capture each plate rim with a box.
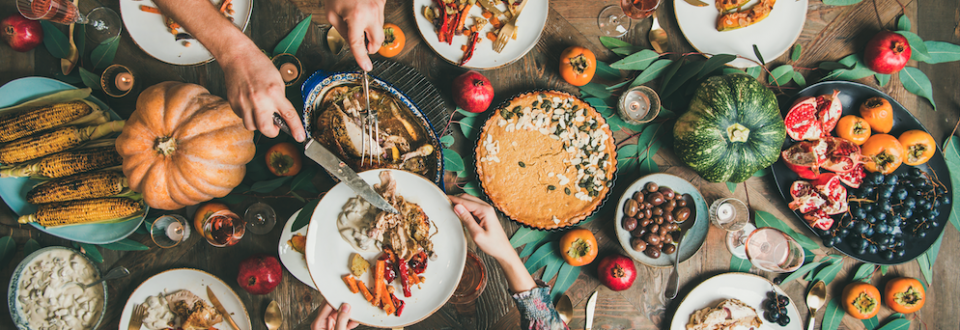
[7,246,107,330]
[668,272,803,330]
[277,208,317,290]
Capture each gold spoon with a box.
[61,0,80,75]
[805,281,826,330]
[555,294,573,324]
[327,27,346,55]
[648,12,668,54]
[264,300,282,330]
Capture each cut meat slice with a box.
[788,181,827,214]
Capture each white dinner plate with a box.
[670,272,802,330]
[674,0,808,68]
[304,169,466,328]
[278,208,317,290]
[118,268,252,330]
[412,0,548,69]
[119,0,252,65]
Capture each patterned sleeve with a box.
[511,282,569,330]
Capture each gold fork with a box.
[127,303,146,330]
[493,0,529,53]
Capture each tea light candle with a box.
[716,202,735,223]
[166,221,184,242]
[115,72,134,92]
[279,62,299,83]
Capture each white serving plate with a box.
[278,208,317,290]
[118,268,252,330]
[670,272,803,330]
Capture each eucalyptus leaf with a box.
[791,44,802,62]
[818,61,853,71]
[540,249,565,282]
[781,260,823,284]
[604,80,631,91]
[596,61,621,81]
[41,21,70,59]
[630,59,673,88]
[822,0,864,5]
[923,40,960,64]
[823,55,875,81]
[291,199,320,232]
[618,144,639,159]
[657,58,685,94]
[579,82,613,100]
[661,60,704,98]
[510,226,546,248]
[896,31,930,62]
[24,239,41,256]
[0,236,14,265]
[820,299,844,330]
[899,67,936,111]
[99,238,149,251]
[875,73,890,87]
[456,107,480,117]
[726,182,737,193]
[946,137,960,231]
[90,35,121,71]
[442,148,465,172]
[462,181,481,197]
[862,315,879,330]
[460,116,478,140]
[440,134,455,147]
[524,243,557,273]
[610,49,662,71]
[697,54,737,80]
[803,247,815,264]
[897,15,911,31]
[754,211,820,251]
[880,265,889,275]
[813,257,844,284]
[617,158,638,174]
[290,191,305,202]
[768,65,795,86]
[249,176,293,193]
[75,24,85,55]
[55,71,83,84]
[638,156,659,175]
[78,243,103,263]
[599,36,633,49]
[79,67,101,91]
[289,165,319,192]
[612,46,645,56]
[917,233,942,285]
[852,263,875,281]
[273,15,313,56]
[752,44,765,65]
[876,318,910,330]
[745,66,762,79]
[729,255,751,272]
[550,263,581,304]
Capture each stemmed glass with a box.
[709,197,753,259]
[597,0,662,36]
[17,0,122,44]
[244,201,277,235]
[745,227,805,273]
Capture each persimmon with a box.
[194,202,230,239]
[559,46,596,86]
[859,97,894,133]
[898,129,936,166]
[861,134,903,174]
[835,115,872,145]
[842,282,881,320]
[378,23,405,58]
[559,228,598,266]
[265,142,303,177]
[884,277,925,314]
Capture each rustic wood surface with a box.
[1,0,959,329]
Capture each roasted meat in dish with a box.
[367,171,435,260]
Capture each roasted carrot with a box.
[489,15,500,28]
[486,32,497,41]
[342,275,359,294]
[356,279,374,302]
[373,260,385,304]
[219,0,232,13]
[481,11,492,19]
[139,5,161,14]
[380,289,396,315]
[455,4,472,33]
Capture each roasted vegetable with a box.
[26,170,127,204]
[18,197,143,227]
[0,146,124,179]
[0,100,108,143]
[0,120,124,164]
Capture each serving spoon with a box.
[806,280,827,330]
[62,266,129,292]
[264,300,283,330]
[664,195,697,299]
[555,294,573,324]
[648,12,668,54]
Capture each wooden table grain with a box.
[1,0,958,329]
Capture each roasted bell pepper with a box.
[458,32,480,66]
[391,293,405,316]
[397,257,413,297]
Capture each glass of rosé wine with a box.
[17,0,121,44]
[597,0,661,36]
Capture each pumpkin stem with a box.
[726,123,750,143]
[155,136,177,156]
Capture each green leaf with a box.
[917,232,943,285]
[768,65,795,86]
[290,191,305,202]
[822,54,876,81]
[813,257,844,284]
[291,199,320,232]
[442,148,465,172]
[923,40,960,64]
[41,21,70,59]
[510,226,547,248]
[617,157,638,174]
[752,44,765,65]
[657,58,685,95]
[99,238,149,251]
[925,232,944,268]
[78,67,101,91]
[880,265,889,275]
[726,182,737,193]
[550,263,580,304]
[791,44,802,62]
[820,299,844,330]
[579,82,613,100]
[440,134,455,147]
[897,15,911,31]
[611,46,645,56]
[610,49,662,71]
[55,71,83,84]
[803,247,815,264]
[273,15,312,56]
[90,35,121,71]
[793,72,807,88]
[78,243,103,263]
[289,165,319,192]
[945,137,960,231]
[852,263,875,281]
[639,154,658,175]
[630,59,673,88]
[599,36,633,49]
[249,176,293,193]
[754,211,820,251]
[661,60,704,98]
[862,315,879,330]
[456,107,480,117]
[729,255,752,272]
[524,243,557,273]
[745,66,761,79]
[462,181,481,197]
[781,260,823,284]
[875,73,890,87]
[596,61,621,81]
[899,67,937,111]
[753,168,770,177]
[896,31,931,62]
[23,239,41,256]
[75,24,85,55]
[876,318,910,330]
[460,116,478,140]
[697,54,737,80]
[818,61,853,71]
[822,0,864,5]
[0,236,15,265]
[604,80,631,91]
[540,249,565,282]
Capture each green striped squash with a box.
[673,73,785,183]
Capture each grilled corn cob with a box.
[0,100,107,143]
[0,146,124,179]
[0,120,124,164]
[18,197,143,227]
[26,170,128,204]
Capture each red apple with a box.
[863,31,911,74]
[596,254,636,291]
[237,254,283,295]
[451,70,494,113]
[1,14,43,52]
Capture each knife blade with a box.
[585,290,599,330]
[206,287,240,330]
[273,114,399,214]
[682,0,710,7]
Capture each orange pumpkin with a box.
[116,82,255,210]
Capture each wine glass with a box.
[17,0,122,44]
[745,227,805,273]
[448,250,487,305]
[150,214,191,248]
[709,197,753,259]
[244,201,277,235]
[201,210,245,247]
[597,0,662,37]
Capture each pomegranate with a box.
[451,70,494,113]
[781,140,827,180]
[596,254,636,291]
[812,173,847,204]
[863,31,911,74]
[821,137,865,173]
[783,90,842,141]
[788,181,826,214]
[837,163,866,188]
[237,254,283,295]
[1,14,42,52]
[803,210,835,231]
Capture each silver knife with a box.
[585,290,599,330]
[273,114,399,214]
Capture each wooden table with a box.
[1,0,958,329]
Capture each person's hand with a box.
[311,303,359,330]
[449,194,517,262]
[219,45,306,142]
[323,0,386,72]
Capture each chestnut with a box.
[639,218,652,228]
[652,207,664,216]
[624,199,639,218]
[631,226,647,238]
[659,187,675,199]
[645,182,659,192]
[654,216,664,225]
[647,223,659,233]
[677,199,687,207]
[675,207,691,223]
[631,238,647,252]
[648,192,665,206]
[644,232,661,245]
[633,191,645,204]
[622,217,638,231]
[644,246,661,258]
[663,243,676,254]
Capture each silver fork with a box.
[360,71,381,166]
[493,0,529,53]
[127,303,146,330]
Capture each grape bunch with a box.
[763,291,791,326]
[818,167,951,261]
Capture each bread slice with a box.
[686,298,763,330]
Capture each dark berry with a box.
[777,295,789,306]
[881,250,895,260]
[778,315,790,326]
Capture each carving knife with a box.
[273,113,399,214]
[682,0,710,7]
[206,286,240,330]
[585,290,599,330]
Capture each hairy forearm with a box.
[495,253,537,294]
[152,0,258,64]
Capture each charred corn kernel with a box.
[0,120,124,164]
[0,146,123,179]
[0,101,92,143]
[26,171,127,204]
[18,197,143,227]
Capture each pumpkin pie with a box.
[475,91,617,230]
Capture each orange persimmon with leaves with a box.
[859,96,894,133]
[560,228,598,266]
[559,46,596,86]
[898,129,936,166]
[861,134,904,174]
[835,115,872,145]
[378,23,405,58]
[884,277,925,314]
[265,142,303,177]
[842,282,881,319]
